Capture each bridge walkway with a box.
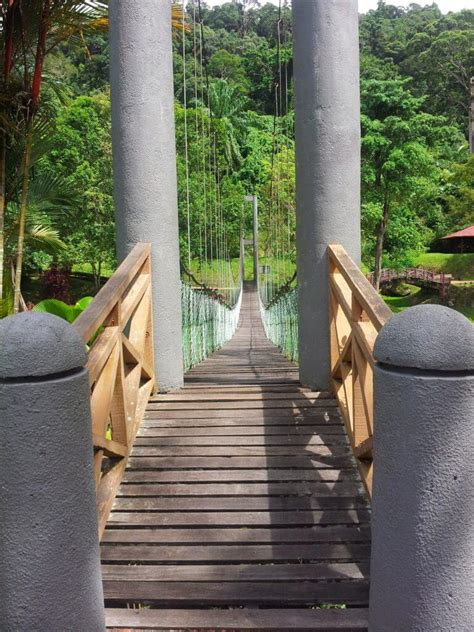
[103,283,371,631]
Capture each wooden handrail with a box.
[74,243,151,342]
[328,244,392,496]
[73,243,155,538]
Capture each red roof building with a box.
[442,225,474,240]
[441,225,474,253]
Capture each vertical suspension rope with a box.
[259,0,298,363]
[179,1,243,370]
[181,0,192,269]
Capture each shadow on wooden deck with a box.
[102,283,371,631]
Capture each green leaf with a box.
[75,296,94,311]
[33,299,77,323]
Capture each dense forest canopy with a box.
[0,0,473,312]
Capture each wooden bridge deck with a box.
[103,283,371,631]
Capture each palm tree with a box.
[0,0,106,312]
[208,79,248,170]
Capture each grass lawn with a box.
[382,285,428,314]
[72,262,115,278]
[456,305,474,321]
[383,283,474,322]
[414,253,474,280]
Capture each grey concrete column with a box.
[109,0,184,390]
[370,305,474,632]
[293,0,361,389]
[252,196,259,282]
[244,195,259,281]
[0,312,105,631]
[240,230,245,284]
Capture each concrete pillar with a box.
[245,195,259,281]
[0,312,105,631]
[293,0,361,389]
[252,196,259,282]
[240,229,245,284]
[370,305,474,632]
[109,0,184,390]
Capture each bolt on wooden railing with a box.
[328,244,393,495]
[73,243,155,538]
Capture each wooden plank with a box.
[122,468,358,483]
[102,525,371,544]
[134,434,347,446]
[107,509,371,527]
[96,459,127,540]
[328,244,392,330]
[129,445,350,457]
[102,562,369,581]
[115,480,363,497]
[103,579,369,605]
[146,400,336,411]
[101,542,370,563]
[87,327,120,386]
[185,379,302,386]
[92,434,128,458]
[177,386,317,393]
[138,423,345,435]
[150,391,332,402]
[126,455,357,469]
[105,607,369,631]
[146,399,338,422]
[113,495,368,511]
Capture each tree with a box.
[208,79,248,169]
[0,0,106,311]
[444,155,474,231]
[359,3,474,133]
[208,49,249,93]
[415,29,474,131]
[40,92,115,289]
[361,77,460,288]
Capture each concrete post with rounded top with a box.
[369,305,474,632]
[292,0,361,390]
[109,0,184,390]
[0,312,105,631]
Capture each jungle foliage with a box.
[0,1,473,311]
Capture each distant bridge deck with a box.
[103,284,370,631]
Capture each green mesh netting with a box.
[260,286,298,363]
[181,282,242,371]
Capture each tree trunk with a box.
[13,121,33,313]
[373,194,390,292]
[0,138,6,301]
[94,260,102,292]
[1,1,17,302]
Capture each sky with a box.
[206,0,474,13]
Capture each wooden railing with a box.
[328,244,393,495]
[73,243,155,538]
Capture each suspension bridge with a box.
[0,1,473,632]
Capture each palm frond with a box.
[25,223,65,254]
